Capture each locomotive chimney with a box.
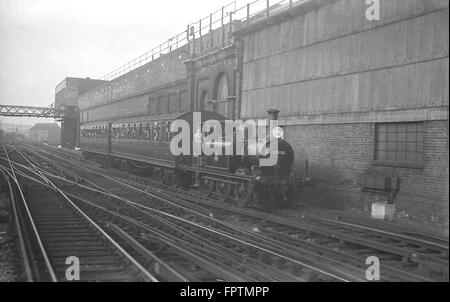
[267,109,280,121]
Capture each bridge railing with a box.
[234,0,294,25]
[0,103,64,119]
[100,0,299,81]
[100,1,236,81]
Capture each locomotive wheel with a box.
[236,195,250,208]
[235,181,256,208]
[235,182,247,200]
[161,169,170,184]
[254,183,272,205]
[202,178,215,192]
[217,181,229,195]
[120,160,128,172]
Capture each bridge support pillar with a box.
[60,106,79,149]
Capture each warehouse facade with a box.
[237,0,449,232]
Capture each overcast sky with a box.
[0,0,244,126]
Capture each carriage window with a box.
[138,124,143,140]
[160,124,166,142]
[132,124,138,139]
[166,123,172,142]
[145,123,150,140]
[151,124,160,142]
[127,125,132,139]
[159,123,171,143]
[120,126,124,138]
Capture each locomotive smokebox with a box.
[267,109,280,121]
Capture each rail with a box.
[12,145,355,281]
[2,146,158,281]
[1,146,58,281]
[12,143,450,281]
[0,168,34,281]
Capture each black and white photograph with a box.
[0,0,448,288]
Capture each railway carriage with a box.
[110,114,178,162]
[79,109,297,206]
[80,121,110,155]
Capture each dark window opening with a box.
[168,93,178,113]
[375,122,423,167]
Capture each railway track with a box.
[14,146,355,281]
[8,144,449,281]
[2,145,353,282]
[0,146,157,282]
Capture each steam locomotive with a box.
[80,109,296,206]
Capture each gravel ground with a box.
[0,198,23,282]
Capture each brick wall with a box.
[82,93,149,122]
[285,120,449,231]
[79,46,189,111]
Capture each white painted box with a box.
[371,202,396,221]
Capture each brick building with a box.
[28,123,61,145]
[237,0,449,234]
[59,0,448,234]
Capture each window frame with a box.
[372,122,424,169]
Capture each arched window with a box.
[200,90,211,111]
[215,73,230,117]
